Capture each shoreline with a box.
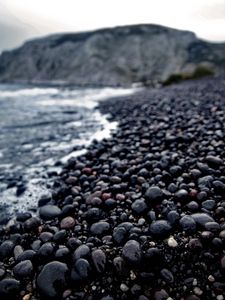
[0,77,225,299]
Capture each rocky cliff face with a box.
[0,24,224,86]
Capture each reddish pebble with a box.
[116,194,126,201]
[82,168,92,175]
[102,193,111,201]
[221,254,225,268]
[65,176,77,185]
[60,217,75,229]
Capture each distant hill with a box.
[0,24,225,86]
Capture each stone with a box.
[37,261,68,299]
[131,199,148,214]
[180,215,196,233]
[191,213,214,226]
[90,221,110,236]
[39,205,62,220]
[150,220,172,237]
[91,249,106,273]
[13,260,33,278]
[0,279,20,299]
[60,217,75,229]
[122,240,142,265]
[145,186,163,204]
[0,240,14,260]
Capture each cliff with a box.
[0,24,225,86]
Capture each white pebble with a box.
[138,218,145,225]
[193,278,197,286]
[208,275,215,282]
[194,287,203,296]
[120,283,129,292]
[217,296,224,300]
[168,236,178,248]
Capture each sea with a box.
[0,83,137,224]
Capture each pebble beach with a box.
[0,76,225,300]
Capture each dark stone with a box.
[122,240,142,265]
[16,250,37,263]
[191,213,214,226]
[37,261,68,299]
[73,245,90,260]
[113,227,127,244]
[13,260,33,278]
[204,222,220,232]
[16,212,32,222]
[90,221,110,236]
[0,279,20,299]
[202,200,215,210]
[150,220,172,237]
[91,249,106,273]
[39,205,62,220]
[205,155,223,167]
[74,258,91,279]
[0,240,14,260]
[131,199,148,214]
[37,242,55,259]
[167,210,180,225]
[180,215,196,233]
[24,217,41,231]
[145,186,163,205]
[160,268,174,283]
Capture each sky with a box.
[0,0,225,52]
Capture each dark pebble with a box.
[37,261,68,298]
[150,220,172,237]
[0,279,20,299]
[180,215,196,233]
[13,259,33,278]
[91,249,106,273]
[90,221,110,236]
[122,240,142,265]
[39,205,62,220]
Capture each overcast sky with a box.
[0,0,225,52]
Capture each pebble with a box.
[0,279,20,299]
[145,186,163,204]
[150,220,172,237]
[36,261,68,298]
[91,249,106,272]
[13,260,33,278]
[120,283,129,292]
[180,215,196,233]
[39,205,62,220]
[90,221,110,236]
[60,216,75,229]
[167,236,178,248]
[131,199,148,214]
[191,213,214,226]
[122,240,142,265]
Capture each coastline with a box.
[0,76,225,299]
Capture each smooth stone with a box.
[90,221,110,236]
[91,249,106,273]
[16,212,32,222]
[60,217,75,229]
[150,220,172,237]
[75,258,91,279]
[16,250,36,263]
[24,217,41,231]
[73,245,90,260]
[131,199,148,214]
[205,155,223,167]
[180,215,196,233]
[145,186,163,204]
[191,213,214,226]
[37,261,68,299]
[160,268,174,283]
[0,240,14,260]
[39,205,62,220]
[202,200,216,210]
[37,242,55,259]
[122,240,142,265]
[13,260,33,278]
[0,279,20,298]
[113,227,127,244]
[205,222,220,232]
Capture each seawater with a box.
[0,84,138,223]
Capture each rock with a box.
[0,240,14,260]
[205,222,220,232]
[91,249,106,273]
[131,199,148,214]
[175,189,188,201]
[16,212,32,222]
[122,240,142,265]
[145,186,163,205]
[37,242,55,260]
[202,200,216,210]
[191,213,214,226]
[16,250,36,263]
[24,217,41,231]
[150,220,172,237]
[37,261,68,299]
[160,268,174,283]
[0,279,20,299]
[13,260,33,278]
[180,215,196,233]
[75,258,91,279]
[205,155,223,167]
[60,217,75,229]
[73,245,90,260]
[221,254,225,268]
[113,227,127,244]
[39,205,62,220]
[90,221,110,236]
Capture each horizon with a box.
[0,0,225,53]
